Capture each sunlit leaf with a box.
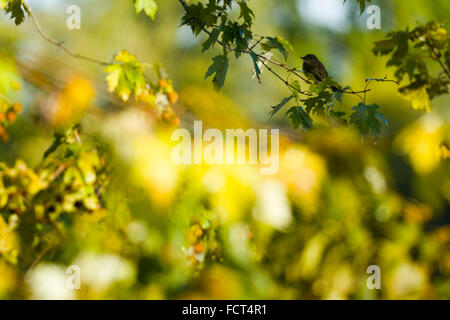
[134,0,158,20]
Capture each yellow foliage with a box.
[132,134,179,207]
[0,260,16,297]
[0,215,19,265]
[394,114,445,175]
[399,86,431,111]
[52,76,95,126]
[279,147,326,218]
[386,262,428,299]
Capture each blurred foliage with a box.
[373,21,450,110]
[0,0,449,300]
[0,47,21,142]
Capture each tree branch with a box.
[22,0,110,66]
[426,38,450,81]
[177,0,371,97]
[255,55,311,97]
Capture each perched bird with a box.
[301,54,340,92]
[301,54,329,84]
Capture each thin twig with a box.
[249,35,264,50]
[22,0,110,66]
[426,38,450,81]
[24,244,51,279]
[255,56,311,96]
[48,162,70,181]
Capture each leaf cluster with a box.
[105,50,179,114]
[373,21,450,110]
[0,126,109,265]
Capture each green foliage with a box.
[181,0,255,69]
[4,0,28,25]
[304,79,343,114]
[350,103,388,136]
[286,106,313,130]
[104,50,179,113]
[238,0,254,27]
[181,0,227,36]
[249,51,261,82]
[269,95,294,119]
[373,21,450,110]
[204,54,229,90]
[202,28,221,52]
[261,36,294,62]
[181,0,391,135]
[0,126,108,265]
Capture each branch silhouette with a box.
[22,0,110,66]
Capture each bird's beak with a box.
[300,56,305,60]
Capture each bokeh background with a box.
[0,0,449,299]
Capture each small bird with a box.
[301,54,329,84]
[301,54,340,92]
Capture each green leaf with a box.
[302,90,332,115]
[373,30,410,65]
[329,110,347,123]
[372,39,396,56]
[356,0,371,15]
[374,31,409,62]
[202,28,221,52]
[350,103,388,136]
[205,55,229,90]
[134,0,158,20]
[286,106,313,130]
[289,80,301,91]
[261,36,293,62]
[344,0,372,15]
[269,95,294,119]
[250,52,261,82]
[5,0,28,25]
[238,1,255,26]
[43,133,64,159]
[393,55,428,82]
[180,2,215,35]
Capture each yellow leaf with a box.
[394,114,444,175]
[52,76,95,126]
[105,66,121,93]
[399,86,431,111]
